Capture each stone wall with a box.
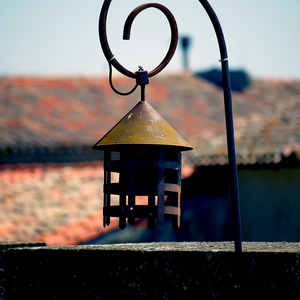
[1,241,299,299]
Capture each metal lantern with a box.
[95,0,242,260]
[93,100,192,229]
[94,2,193,229]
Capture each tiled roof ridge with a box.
[1,74,300,88]
[252,77,300,84]
[1,74,300,165]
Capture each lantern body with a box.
[103,145,182,229]
[93,101,192,229]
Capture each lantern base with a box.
[103,204,180,230]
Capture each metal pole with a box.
[198,0,242,257]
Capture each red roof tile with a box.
[0,162,194,245]
[1,74,300,165]
[0,162,120,245]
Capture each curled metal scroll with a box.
[99,1,178,78]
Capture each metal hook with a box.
[99,1,178,79]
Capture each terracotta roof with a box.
[0,162,194,245]
[1,73,300,245]
[1,74,300,165]
[0,162,120,245]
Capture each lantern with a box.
[94,0,242,257]
[94,1,193,230]
[93,100,192,229]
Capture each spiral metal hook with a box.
[99,1,178,79]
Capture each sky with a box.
[0,0,300,79]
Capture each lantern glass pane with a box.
[136,196,149,206]
[110,172,119,183]
[111,151,120,160]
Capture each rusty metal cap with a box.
[93,101,192,151]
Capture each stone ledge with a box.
[1,242,300,299]
[45,241,299,252]
[0,241,46,251]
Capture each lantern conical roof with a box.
[93,101,192,151]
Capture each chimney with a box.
[180,36,191,71]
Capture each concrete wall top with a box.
[1,241,300,299]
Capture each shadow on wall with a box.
[86,166,234,244]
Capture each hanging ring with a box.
[99,1,178,79]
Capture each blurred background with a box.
[1,0,300,245]
[1,0,300,78]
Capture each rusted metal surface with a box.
[93,100,192,151]
[101,147,183,229]
[99,1,178,78]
